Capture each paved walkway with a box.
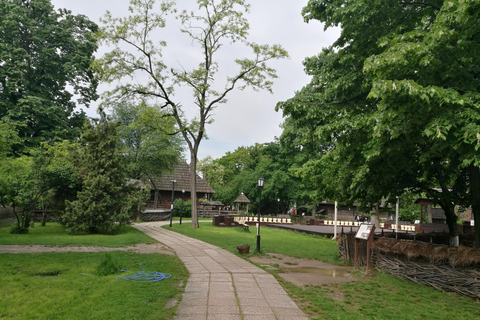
[133,221,308,320]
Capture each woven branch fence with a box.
[140,212,171,221]
[339,234,480,299]
[374,252,480,299]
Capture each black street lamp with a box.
[277,198,280,216]
[257,177,265,252]
[180,189,185,225]
[169,179,176,227]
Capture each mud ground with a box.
[249,253,359,288]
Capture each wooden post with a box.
[366,225,376,275]
[354,238,359,269]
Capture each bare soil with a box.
[0,243,175,255]
[249,253,359,288]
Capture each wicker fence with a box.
[339,234,480,299]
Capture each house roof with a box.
[200,201,224,206]
[234,193,250,203]
[146,161,215,194]
[414,197,434,205]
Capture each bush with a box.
[96,253,124,276]
[10,223,29,234]
[173,199,191,217]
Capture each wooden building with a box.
[134,161,215,210]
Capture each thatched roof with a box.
[200,201,224,206]
[146,161,215,194]
[234,193,250,203]
[373,238,480,267]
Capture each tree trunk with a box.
[469,164,480,248]
[442,203,459,247]
[41,203,47,227]
[13,206,21,229]
[190,153,199,228]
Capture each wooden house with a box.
[133,161,215,211]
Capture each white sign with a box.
[355,224,373,240]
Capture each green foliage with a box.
[0,121,20,158]
[110,100,184,180]
[0,156,39,232]
[95,253,124,276]
[0,0,98,153]
[173,199,191,217]
[61,115,149,234]
[277,0,480,244]
[397,191,421,222]
[199,137,316,215]
[10,223,29,234]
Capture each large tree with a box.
[363,0,480,246]
[95,0,288,228]
[0,0,98,154]
[278,0,479,246]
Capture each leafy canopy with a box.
[0,0,98,154]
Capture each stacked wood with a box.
[373,238,480,268]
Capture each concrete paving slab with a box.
[132,221,308,320]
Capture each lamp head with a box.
[258,177,265,188]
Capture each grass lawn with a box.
[0,223,157,246]
[0,222,188,319]
[0,251,188,319]
[168,222,340,264]
[167,222,480,320]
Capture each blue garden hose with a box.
[116,262,171,283]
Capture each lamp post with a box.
[257,177,265,252]
[277,198,280,216]
[180,189,185,225]
[169,179,176,227]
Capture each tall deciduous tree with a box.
[278,0,479,246]
[95,0,288,228]
[0,0,98,154]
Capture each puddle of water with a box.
[284,267,348,277]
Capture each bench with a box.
[237,220,249,231]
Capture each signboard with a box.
[355,224,374,240]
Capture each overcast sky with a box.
[51,0,340,160]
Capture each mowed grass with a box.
[0,223,157,246]
[167,222,480,320]
[0,251,188,319]
[167,222,340,264]
[0,223,188,319]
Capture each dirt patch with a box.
[0,243,175,255]
[249,253,358,288]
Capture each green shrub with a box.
[10,223,29,234]
[95,253,124,276]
